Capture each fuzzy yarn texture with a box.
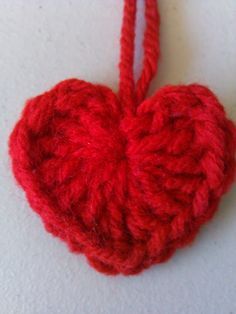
[9,0,236,275]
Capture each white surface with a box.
[0,1,236,313]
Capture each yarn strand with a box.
[119,0,137,112]
[119,0,160,110]
[136,0,160,103]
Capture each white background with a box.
[0,1,236,313]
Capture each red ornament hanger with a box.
[9,0,236,275]
[119,0,160,109]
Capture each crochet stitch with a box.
[9,0,236,275]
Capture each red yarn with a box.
[9,0,236,275]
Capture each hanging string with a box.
[119,0,137,112]
[119,0,160,111]
[136,0,160,103]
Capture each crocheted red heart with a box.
[9,79,236,274]
[9,0,236,275]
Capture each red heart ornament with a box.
[9,79,236,274]
[9,0,236,275]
